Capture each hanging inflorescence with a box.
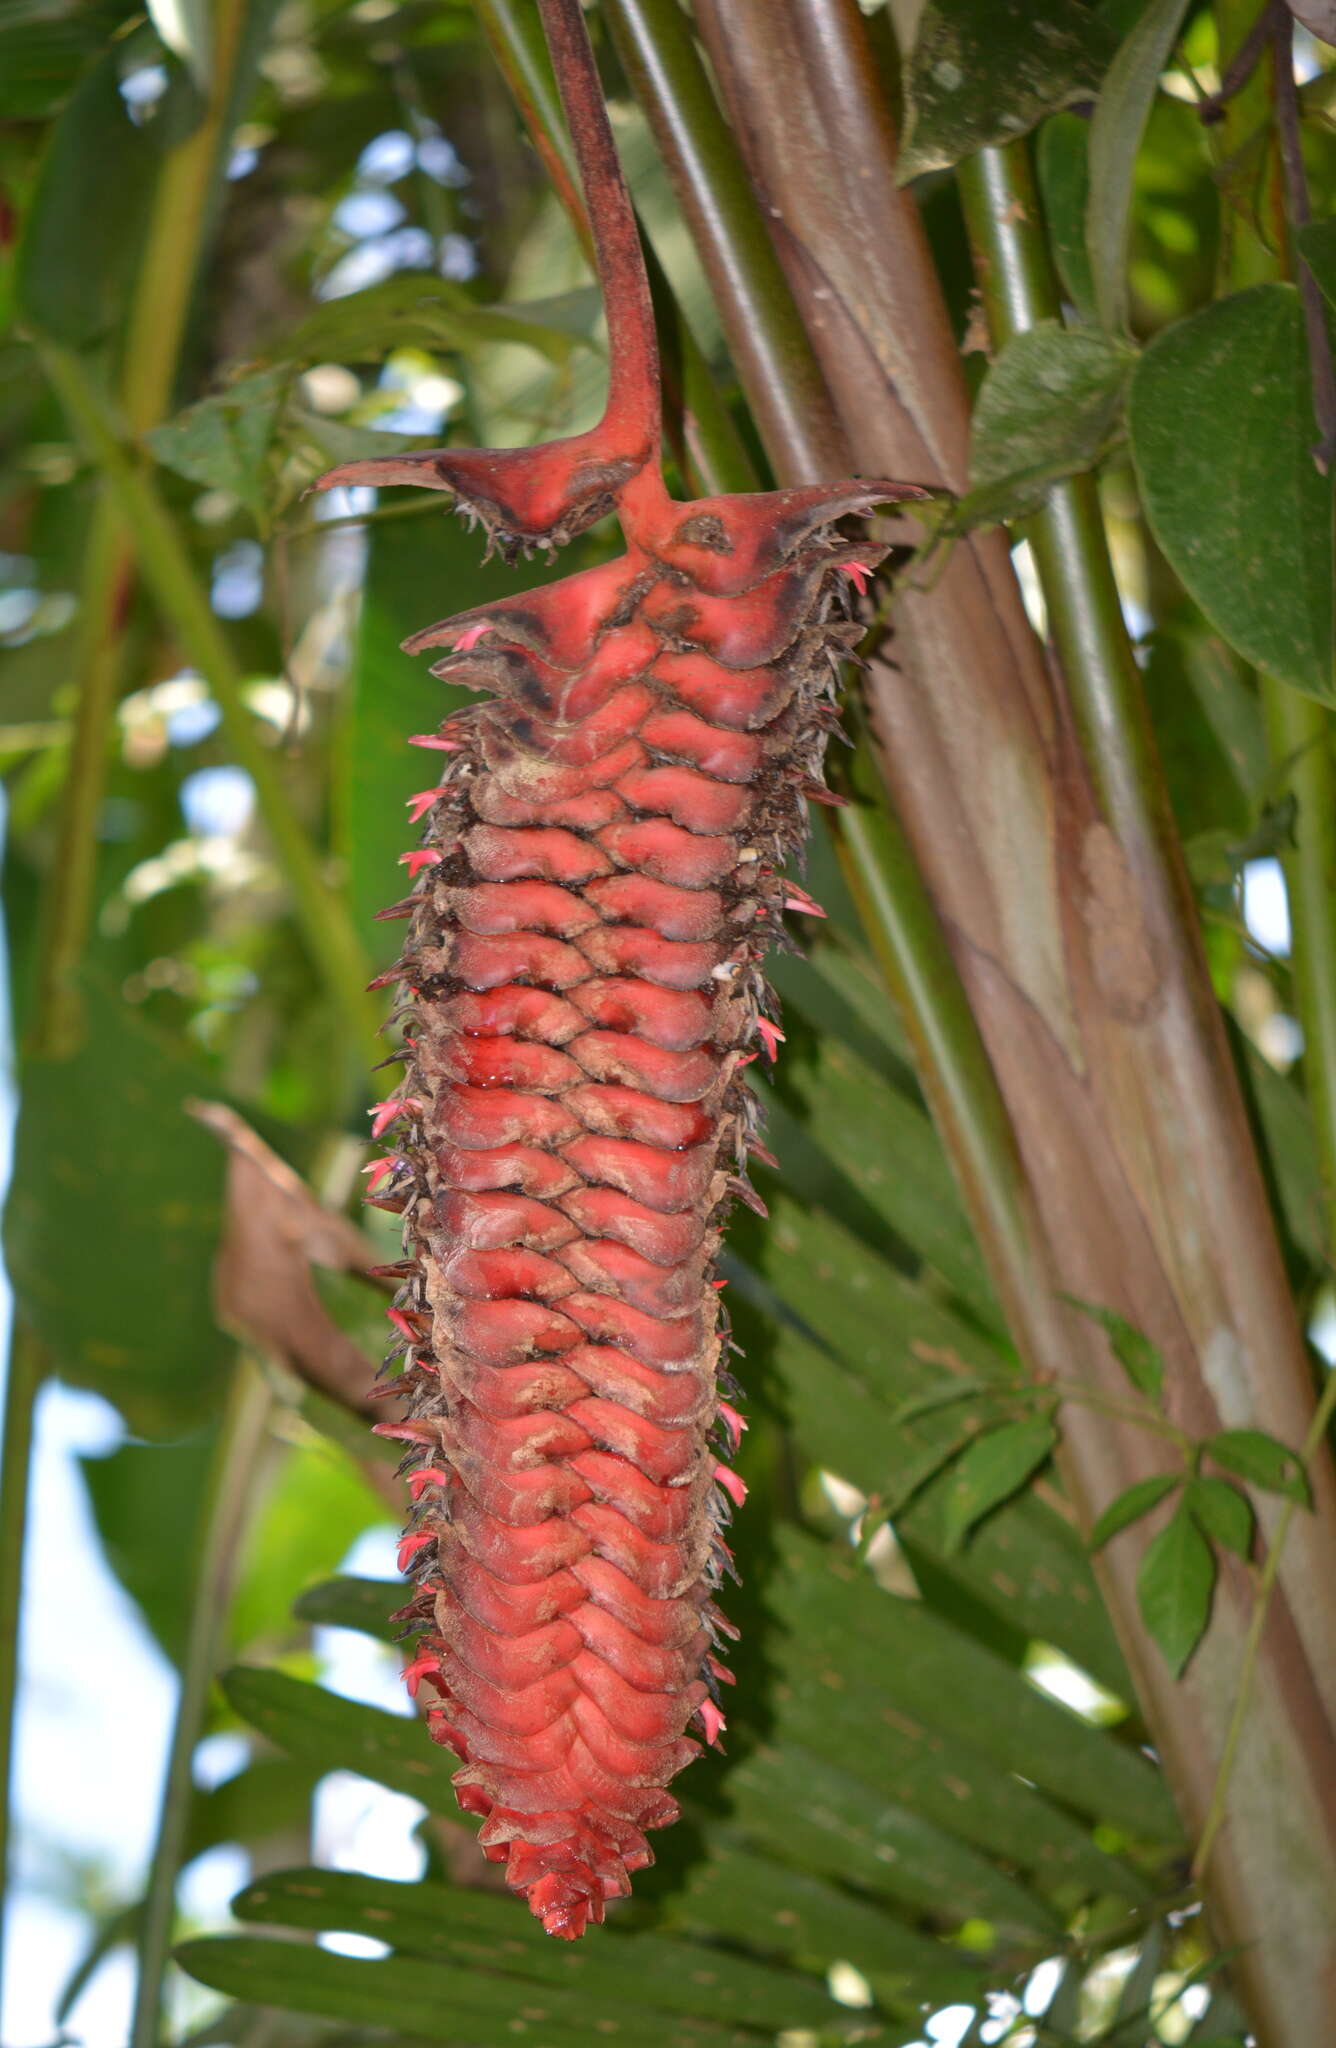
[317,0,924,1941]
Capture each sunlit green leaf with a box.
[272,274,599,369]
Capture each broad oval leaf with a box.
[961,321,1133,526]
[1128,285,1335,702]
[1136,1500,1215,1676]
[2,985,231,1434]
[145,368,292,523]
[898,0,1113,182]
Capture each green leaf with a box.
[185,1756,323,1865]
[0,13,103,120]
[79,1432,216,1662]
[14,49,159,343]
[1036,112,1097,326]
[1061,1293,1164,1396]
[1186,1478,1256,1561]
[960,320,1132,525]
[174,1937,765,2047]
[885,1379,998,1427]
[147,0,212,88]
[271,274,597,369]
[2,985,232,1434]
[663,1846,986,2000]
[940,1419,1057,1553]
[1207,1429,1311,1506]
[229,1435,384,1653]
[1136,1500,1215,1675]
[1090,1473,1180,1550]
[145,368,292,524]
[898,0,1113,182]
[1086,0,1192,333]
[293,1573,399,1641]
[221,1667,461,1811]
[341,514,600,967]
[1128,286,1334,699]
[231,1867,846,2035]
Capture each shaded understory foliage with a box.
[2,1,1335,2045]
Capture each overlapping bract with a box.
[321,0,924,1943]
[351,471,899,1938]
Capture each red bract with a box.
[319,0,925,1940]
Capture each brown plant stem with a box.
[685,3,1336,2036]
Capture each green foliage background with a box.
[2,0,1334,2043]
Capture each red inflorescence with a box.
[319,0,924,1941]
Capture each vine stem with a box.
[35,339,378,1068]
[1193,1363,1336,1882]
[128,1359,273,2048]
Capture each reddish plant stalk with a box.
[319,0,924,1938]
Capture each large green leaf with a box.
[660,1844,985,2003]
[898,0,1113,182]
[14,48,161,343]
[764,1025,997,1326]
[741,1188,1129,1690]
[272,275,600,369]
[1128,286,1334,700]
[3,984,232,1433]
[0,8,105,119]
[79,1431,217,1662]
[174,1937,787,2048]
[222,1666,460,1811]
[229,1867,848,2034]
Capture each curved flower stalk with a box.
[318,0,926,1941]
